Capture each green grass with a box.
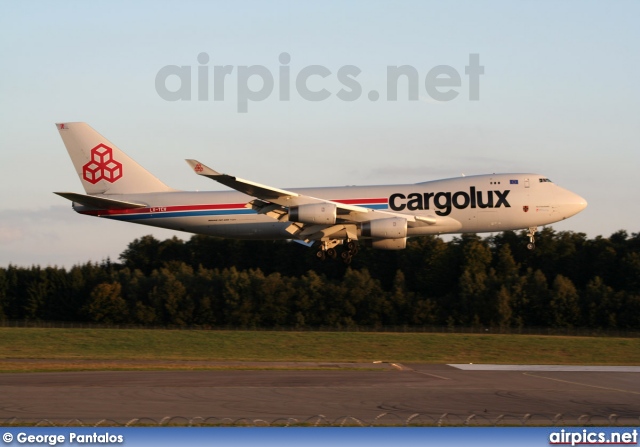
[0,328,638,372]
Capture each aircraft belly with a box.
[204,222,294,240]
[103,213,293,240]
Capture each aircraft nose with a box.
[563,190,588,217]
[576,194,588,212]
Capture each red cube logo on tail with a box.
[82,144,123,184]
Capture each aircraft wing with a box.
[185,159,305,202]
[185,159,436,226]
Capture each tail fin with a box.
[56,122,174,195]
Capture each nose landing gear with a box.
[526,226,537,250]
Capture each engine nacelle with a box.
[364,238,407,250]
[361,217,407,239]
[289,203,337,224]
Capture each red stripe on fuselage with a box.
[334,198,388,205]
[77,197,389,216]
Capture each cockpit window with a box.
[539,178,553,183]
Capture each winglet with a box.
[185,159,221,176]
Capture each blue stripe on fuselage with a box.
[107,209,256,221]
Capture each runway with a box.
[1,363,639,425]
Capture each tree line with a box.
[0,228,639,330]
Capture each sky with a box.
[1,0,639,267]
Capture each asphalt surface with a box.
[1,362,639,425]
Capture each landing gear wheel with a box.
[527,242,535,250]
[316,240,358,263]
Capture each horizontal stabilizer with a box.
[54,192,148,209]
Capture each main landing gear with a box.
[526,226,537,250]
[316,239,359,264]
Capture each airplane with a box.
[54,122,588,263]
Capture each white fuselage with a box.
[73,173,587,241]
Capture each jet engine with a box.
[363,238,407,250]
[289,203,337,224]
[361,217,407,239]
